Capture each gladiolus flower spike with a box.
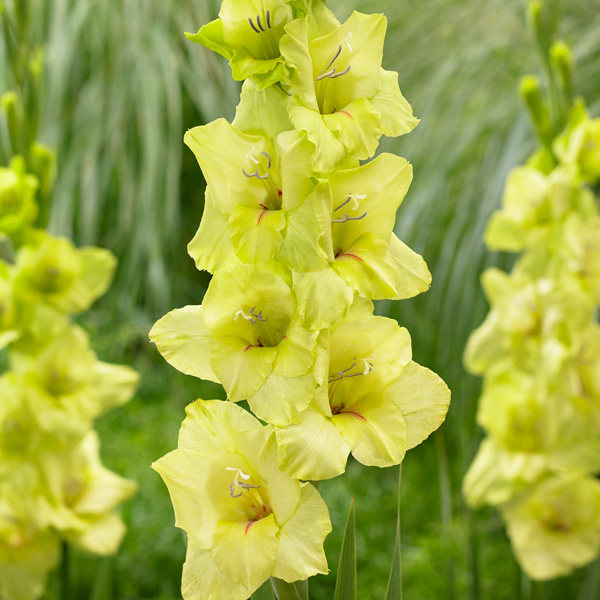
[151,1,450,598]
[463,9,600,582]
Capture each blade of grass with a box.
[90,557,114,600]
[334,498,357,600]
[385,464,402,600]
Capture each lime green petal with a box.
[309,11,385,108]
[275,406,350,480]
[278,183,333,271]
[333,233,431,300]
[293,268,353,330]
[178,399,262,454]
[212,515,279,590]
[67,512,126,556]
[149,305,218,382]
[386,361,451,450]
[182,540,253,600]
[0,531,60,600]
[73,247,117,311]
[184,121,267,214]
[280,19,318,109]
[187,190,240,273]
[94,362,139,413]
[304,0,340,37]
[211,337,277,401]
[287,97,346,172]
[485,211,526,252]
[152,448,219,546]
[328,153,412,246]
[371,69,420,137]
[278,130,318,212]
[323,97,382,161]
[331,313,411,390]
[233,79,293,138]
[186,19,233,60]
[273,482,331,582]
[229,204,286,264]
[248,371,315,426]
[332,392,408,467]
[231,54,284,82]
[273,317,319,377]
[202,265,295,338]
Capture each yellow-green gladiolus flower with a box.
[0,261,19,349]
[554,102,600,185]
[485,167,598,253]
[153,399,331,600]
[464,268,594,377]
[150,264,320,426]
[0,373,86,462]
[280,11,419,171]
[463,370,600,508]
[275,297,450,480]
[0,486,60,600]
[186,0,314,87]
[43,431,136,556]
[0,157,39,243]
[10,325,139,426]
[13,232,116,316]
[186,81,332,273]
[501,474,600,580]
[292,153,431,329]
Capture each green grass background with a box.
[2,0,600,598]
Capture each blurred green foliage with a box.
[2,0,600,598]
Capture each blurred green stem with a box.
[60,542,71,600]
[435,431,456,600]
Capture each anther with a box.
[266,10,271,28]
[327,45,343,70]
[260,151,272,169]
[257,14,265,31]
[330,65,351,78]
[248,17,260,34]
[331,212,367,224]
[316,68,336,81]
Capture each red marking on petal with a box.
[244,345,253,352]
[338,252,363,262]
[346,410,366,422]
[332,108,353,118]
[257,209,268,225]
[244,522,254,536]
[259,202,268,210]
[278,190,282,196]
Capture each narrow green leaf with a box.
[385,464,403,600]
[252,579,276,600]
[334,498,357,600]
[270,578,302,600]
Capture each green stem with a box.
[60,542,71,600]
[397,463,403,600]
[435,431,456,600]
[270,578,302,600]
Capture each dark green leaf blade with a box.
[385,464,403,600]
[334,498,357,600]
